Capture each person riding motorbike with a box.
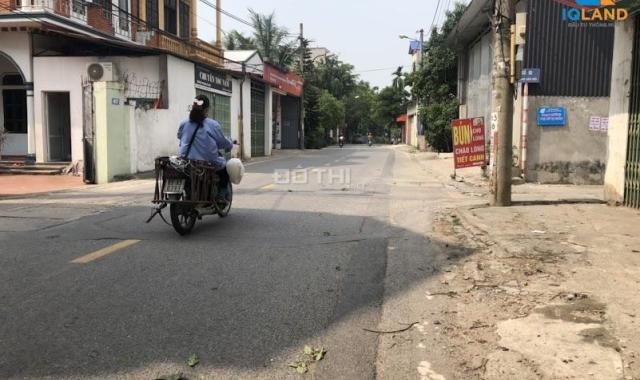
[367,132,373,146]
[177,94,234,202]
[339,134,344,148]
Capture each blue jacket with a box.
[178,118,233,168]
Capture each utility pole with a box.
[239,63,246,160]
[215,0,222,49]
[299,22,305,150]
[490,0,515,206]
[419,28,424,68]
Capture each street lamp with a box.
[399,29,425,69]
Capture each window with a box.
[164,0,177,34]
[179,0,190,39]
[212,94,231,136]
[3,89,27,134]
[71,0,86,17]
[118,0,129,32]
[2,74,23,86]
[146,0,159,29]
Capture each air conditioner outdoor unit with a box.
[87,62,117,82]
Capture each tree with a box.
[391,66,405,91]
[223,30,255,51]
[407,3,466,152]
[248,9,297,68]
[224,10,297,68]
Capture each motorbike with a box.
[146,156,232,235]
[339,138,344,148]
[368,140,373,147]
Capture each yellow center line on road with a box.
[71,239,141,264]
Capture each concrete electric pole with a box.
[215,0,222,49]
[299,22,305,150]
[490,0,515,206]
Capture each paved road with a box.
[0,145,470,379]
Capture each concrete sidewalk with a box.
[0,175,86,198]
[409,148,639,379]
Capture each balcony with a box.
[190,39,224,68]
[1,0,224,69]
[8,0,87,23]
[143,31,223,69]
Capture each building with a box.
[223,50,303,156]
[448,0,614,184]
[309,47,331,64]
[604,9,640,208]
[0,0,242,183]
[404,39,425,149]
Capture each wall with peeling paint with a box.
[526,96,609,184]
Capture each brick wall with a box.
[87,3,113,35]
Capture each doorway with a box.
[46,92,71,162]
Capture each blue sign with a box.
[409,40,422,54]
[520,68,541,83]
[537,107,566,127]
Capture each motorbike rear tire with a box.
[170,203,197,235]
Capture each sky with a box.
[198,0,463,89]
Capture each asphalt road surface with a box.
[0,145,469,379]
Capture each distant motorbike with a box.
[368,140,373,147]
[147,156,232,235]
[339,137,344,148]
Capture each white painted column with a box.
[265,85,273,156]
[26,89,36,162]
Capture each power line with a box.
[429,0,442,32]
[355,67,399,73]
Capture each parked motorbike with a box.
[147,156,232,235]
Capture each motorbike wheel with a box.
[217,183,233,218]
[170,203,197,235]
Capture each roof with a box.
[224,50,259,63]
[396,114,407,124]
[446,0,492,50]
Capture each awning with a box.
[396,114,408,124]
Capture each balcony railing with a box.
[190,40,224,68]
[3,0,225,69]
[12,0,88,23]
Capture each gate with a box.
[251,82,266,157]
[626,20,640,208]
[82,80,96,184]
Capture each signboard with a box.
[263,63,303,97]
[537,107,566,126]
[520,68,541,83]
[195,65,232,94]
[589,116,609,132]
[451,117,486,169]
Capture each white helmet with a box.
[226,158,245,185]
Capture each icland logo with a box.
[555,0,629,22]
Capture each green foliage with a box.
[407,3,466,152]
[224,9,296,68]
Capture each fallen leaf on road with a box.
[155,374,185,380]
[289,361,308,374]
[186,354,199,368]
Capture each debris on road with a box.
[186,354,199,368]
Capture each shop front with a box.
[195,64,232,135]
[263,63,303,149]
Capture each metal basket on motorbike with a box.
[149,156,233,235]
[152,156,222,204]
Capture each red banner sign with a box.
[263,63,304,97]
[451,117,486,169]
